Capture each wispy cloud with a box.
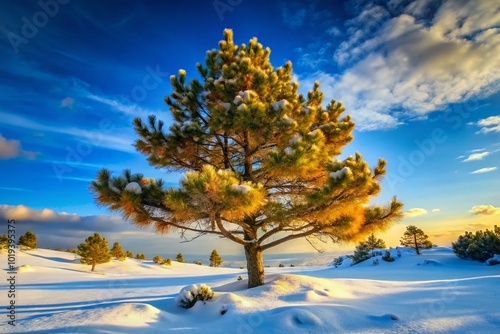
[0,111,136,153]
[432,208,441,213]
[297,0,500,130]
[476,116,500,134]
[0,134,39,160]
[469,205,500,216]
[470,167,497,174]
[462,152,490,162]
[405,208,428,217]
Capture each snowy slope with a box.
[0,247,499,333]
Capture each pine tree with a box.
[351,242,372,264]
[400,225,432,255]
[77,233,112,271]
[135,253,146,260]
[209,249,223,267]
[18,231,37,249]
[90,29,403,288]
[126,250,134,258]
[452,226,500,262]
[365,233,386,255]
[176,253,184,263]
[110,241,126,261]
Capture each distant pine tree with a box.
[209,249,223,267]
[135,253,146,260]
[400,225,432,255]
[77,233,112,271]
[176,253,184,263]
[18,231,38,249]
[365,234,386,255]
[153,255,163,263]
[351,242,372,264]
[126,250,134,258]
[110,242,126,261]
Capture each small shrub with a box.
[278,263,285,268]
[239,266,244,269]
[290,264,295,267]
[237,275,243,281]
[372,259,379,266]
[153,255,163,263]
[382,251,395,262]
[162,258,172,266]
[397,250,402,258]
[175,284,214,309]
[452,226,500,262]
[193,260,203,265]
[220,305,228,315]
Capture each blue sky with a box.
[0,0,499,257]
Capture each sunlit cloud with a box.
[469,205,500,216]
[476,116,500,134]
[462,152,490,162]
[0,204,80,222]
[405,208,428,217]
[297,0,500,130]
[432,208,441,213]
[0,133,39,160]
[470,167,497,174]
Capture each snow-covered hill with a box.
[1,247,499,333]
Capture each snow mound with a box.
[17,264,35,272]
[485,254,500,266]
[124,182,142,194]
[419,259,444,266]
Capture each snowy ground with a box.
[1,247,499,333]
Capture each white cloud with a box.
[0,134,38,159]
[0,204,80,222]
[470,167,497,174]
[431,208,441,213]
[469,148,486,153]
[476,116,500,134]
[469,205,500,216]
[405,208,428,217]
[462,152,490,162]
[298,0,500,130]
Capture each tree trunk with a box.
[91,261,96,271]
[244,242,265,288]
[414,234,420,255]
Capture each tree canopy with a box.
[209,249,223,267]
[110,241,126,261]
[90,29,403,288]
[18,231,37,249]
[400,225,432,255]
[77,233,112,271]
